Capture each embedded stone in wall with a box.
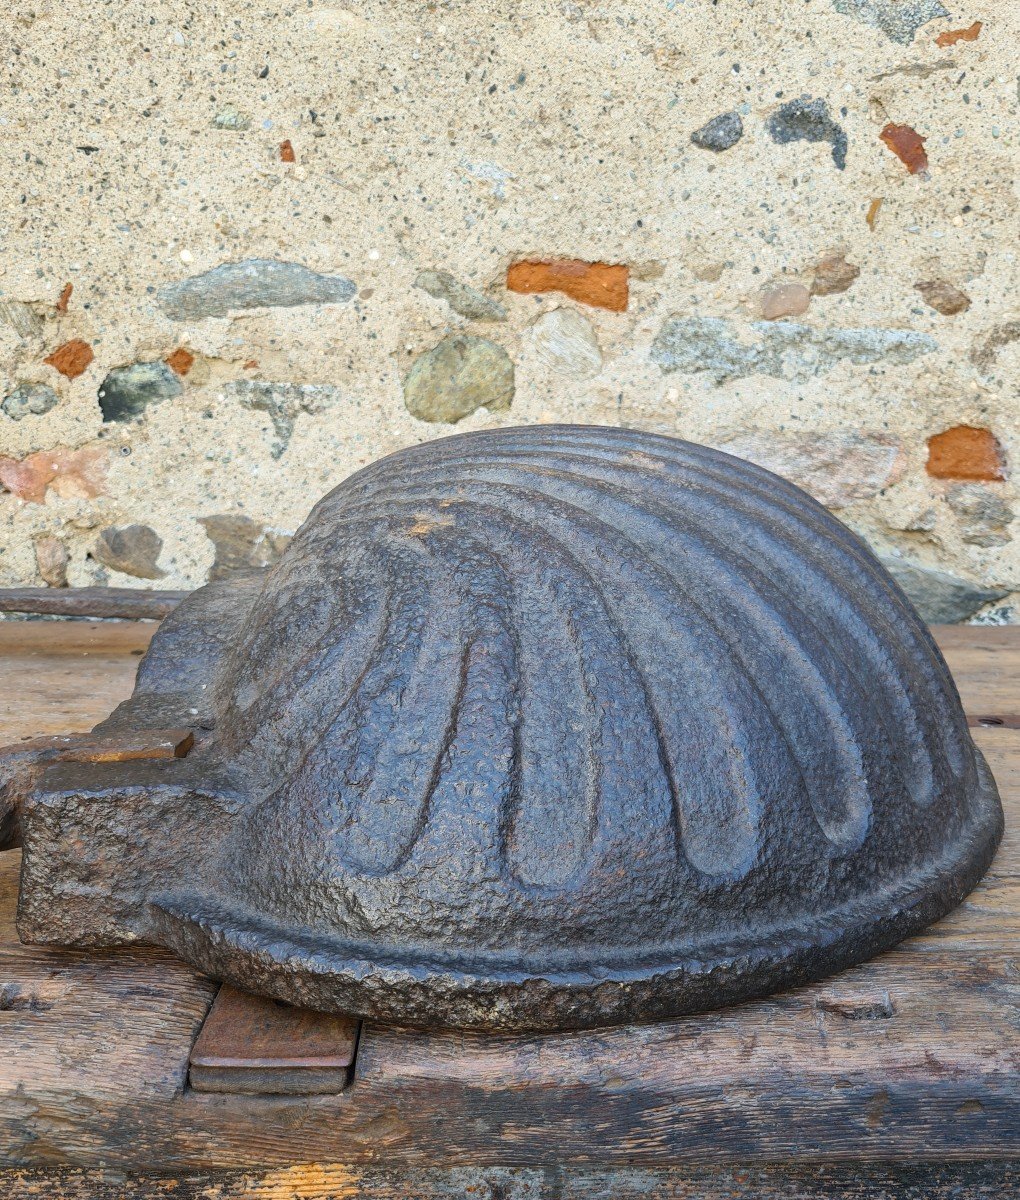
[227,380,346,458]
[415,270,507,322]
[688,258,727,283]
[880,556,1007,624]
[0,300,43,341]
[914,280,971,316]
[34,535,68,588]
[767,97,847,170]
[721,431,906,508]
[831,0,949,44]
[165,347,196,376]
[198,514,292,582]
[44,339,93,380]
[691,111,743,152]
[212,105,251,131]
[926,426,1006,482]
[530,309,602,379]
[759,283,811,321]
[0,446,108,504]
[935,21,982,47]
[506,260,629,312]
[91,524,166,580]
[971,321,1020,373]
[651,315,936,383]
[879,124,928,174]
[810,253,860,296]
[945,485,1014,547]
[403,335,515,424]
[2,384,59,421]
[157,259,357,321]
[98,361,183,423]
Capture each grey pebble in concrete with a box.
[2,384,59,421]
[651,316,936,383]
[831,0,949,45]
[157,259,356,321]
[767,97,848,170]
[880,556,1007,623]
[691,111,744,152]
[415,270,507,322]
[226,380,347,458]
[98,361,183,423]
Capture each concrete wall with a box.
[1,1,1016,622]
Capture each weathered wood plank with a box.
[934,625,1020,720]
[0,621,157,657]
[0,621,156,743]
[0,1162,1017,1199]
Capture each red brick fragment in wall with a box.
[926,426,1006,482]
[879,124,928,175]
[935,21,981,47]
[44,339,93,379]
[55,283,73,313]
[166,347,195,376]
[0,446,109,504]
[506,260,629,312]
[280,140,296,163]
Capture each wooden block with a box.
[189,985,359,1095]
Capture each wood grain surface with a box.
[0,1162,1017,1199]
[933,625,1020,719]
[0,620,156,742]
[0,619,1016,1191]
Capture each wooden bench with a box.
[0,620,1017,1198]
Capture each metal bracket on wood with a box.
[188,985,360,1096]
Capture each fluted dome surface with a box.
[146,425,1001,1029]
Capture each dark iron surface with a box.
[6,426,1004,1030]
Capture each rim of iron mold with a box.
[142,751,1001,1031]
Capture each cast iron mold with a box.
[0,427,1003,1030]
